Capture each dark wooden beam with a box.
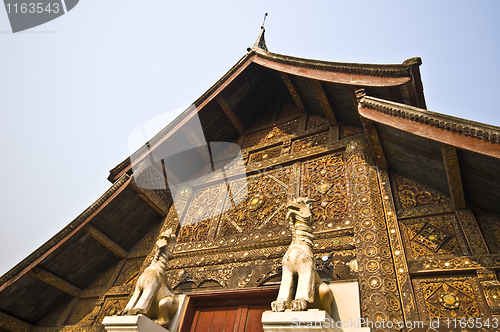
[280,73,304,109]
[215,95,246,135]
[180,125,211,163]
[83,224,128,258]
[390,86,402,103]
[311,79,337,126]
[441,144,466,210]
[130,175,169,216]
[29,266,81,297]
[361,119,388,169]
[0,311,32,332]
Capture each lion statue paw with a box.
[291,299,308,311]
[271,300,287,312]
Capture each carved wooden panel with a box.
[68,299,100,325]
[113,258,144,286]
[340,125,363,139]
[134,165,172,205]
[95,296,129,324]
[345,138,405,325]
[248,145,282,164]
[300,154,349,232]
[399,214,467,259]
[177,183,226,243]
[291,131,329,153]
[127,224,161,258]
[391,173,454,218]
[217,166,291,238]
[244,119,299,148]
[306,114,328,130]
[412,274,490,321]
[475,211,500,255]
[277,102,301,122]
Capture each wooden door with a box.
[180,288,278,332]
[190,303,268,332]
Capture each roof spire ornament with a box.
[248,13,268,52]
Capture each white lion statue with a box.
[120,229,179,328]
[271,197,333,314]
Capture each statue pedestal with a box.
[102,315,169,332]
[262,309,370,332]
[102,295,186,332]
[262,281,370,332]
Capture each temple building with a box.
[1,28,500,332]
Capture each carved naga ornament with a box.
[271,197,334,314]
[120,229,179,329]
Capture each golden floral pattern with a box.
[300,154,348,232]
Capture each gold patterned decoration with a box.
[378,170,419,323]
[391,173,454,218]
[89,265,117,288]
[291,131,329,153]
[67,299,100,325]
[277,102,301,122]
[95,296,130,324]
[399,214,465,259]
[483,286,500,313]
[340,125,364,139]
[217,166,291,238]
[244,119,299,148]
[345,137,405,325]
[413,275,487,321]
[167,233,354,272]
[134,165,172,206]
[475,211,500,255]
[177,183,226,243]
[456,209,489,256]
[306,115,329,130]
[113,258,144,286]
[409,255,500,273]
[248,145,282,164]
[300,154,348,233]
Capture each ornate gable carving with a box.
[391,173,454,218]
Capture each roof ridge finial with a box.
[249,13,268,52]
[261,12,268,29]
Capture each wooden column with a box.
[311,80,337,126]
[378,170,419,323]
[441,144,466,210]
[345,137,405,330]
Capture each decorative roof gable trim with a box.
[360,96,500,144]
[256,49,416,78]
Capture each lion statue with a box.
[271,197,333,314]
[120,229,179,328]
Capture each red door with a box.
[180,288,278,332]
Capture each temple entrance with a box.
[180,288,278,332]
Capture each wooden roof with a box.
[1,30,500,330]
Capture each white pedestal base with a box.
[262,281,370,332]
[102,315,169,332]
[102,295,186,332]
[262,309,370,332]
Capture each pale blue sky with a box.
[1,1,499,275]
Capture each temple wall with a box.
[30,109,500,331]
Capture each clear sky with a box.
[1,1,499,276]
